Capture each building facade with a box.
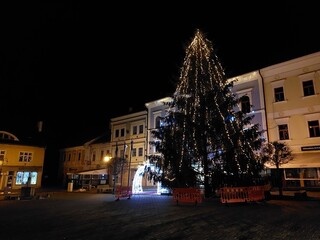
[59,51,320,191]
[59,111,154,193]
[261,51,320,189]
[230,70,268,141]
[0,131,45,191]
[59,134,111,190]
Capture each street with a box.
[0,191,320,240]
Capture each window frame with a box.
[274,86,285,102]
[236,88,253,114]
[278,124,290,140]
[308,120,320,138]
[299,72,316,98]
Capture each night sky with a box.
[2,1,320,148]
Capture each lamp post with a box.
[126,140,133,199]
[0,159,3,191]
[119,142,127,191]
[103,154,111,187]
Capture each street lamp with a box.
[0,158,7,191]
[104,154,112,186]
[104,154,111,163]
[126,140,133,199]
[0,159,3,191]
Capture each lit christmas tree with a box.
[150,29,265,197]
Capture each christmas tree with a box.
[149,29,265,197]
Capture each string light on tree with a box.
[149,29,265,198]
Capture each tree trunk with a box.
[276,163,283,196]
[204,164,211,198]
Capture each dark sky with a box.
[2,1,320,147]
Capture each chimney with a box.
[37,121,43,133]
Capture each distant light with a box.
[104,155,111,162]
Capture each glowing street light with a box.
[104,154,112,163]
[103,154,112,189]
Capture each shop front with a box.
[66,169,109,191]
[266,152,320,190]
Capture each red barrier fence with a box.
[220,185,269,204]
[220,187,249,203]
[115,186,132,200]
[173,188,203,205]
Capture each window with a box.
[120,128,125,137]
[78,152,81,161]
[274,87,285,102]
[132,124,144,135]
[155,116,162,128]
[236,88,253,113]
[92,151,96,161]
[303,80,315,97]
[275,117,290,140]
[100,150,104,161]
[308,120,320,137]
[139,125,144,134]
[0,131,18,141]
[278,124,289,140]
[16,171,37,185]
[115,128,125,138]
[240,95,251,114]
[138,147,143,156]
[0,150,5,161]
[30,172,37,184]
[19,152,33,162]
[285,168,318,180]
[132,148,137,157]
[132,126,137,135]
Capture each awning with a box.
[265,152,320,169]
[74,169,108,175]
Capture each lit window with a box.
[15,172,37,185]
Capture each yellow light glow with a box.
[104,155,111,162]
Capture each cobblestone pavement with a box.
[0,191,320,240]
